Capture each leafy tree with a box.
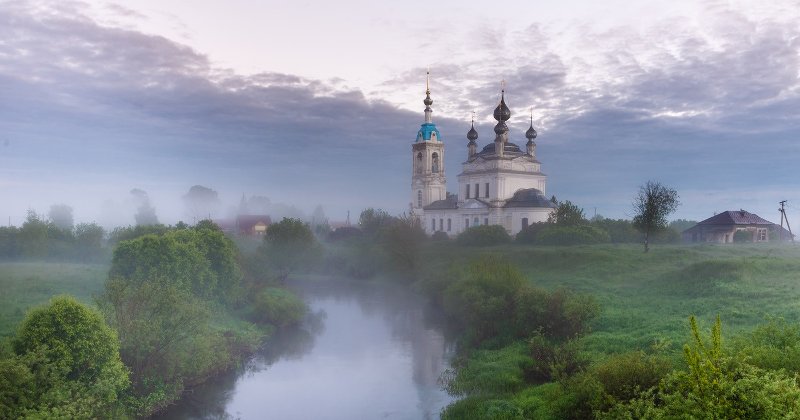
[547,200,586,226]
[457,225,512,246]
[183,185,221,221]
[8,296,129,418]
[260,218,318,282]
[380,214,426,273]
[632,181,679,252]
[74,222,105,262]
[47,204,74,231]
[0,226,20,258]
[18,210,48,258]
[131,188,159,226]
[101,276,215,415]
[358,208,395,237]
[668,219,697,233]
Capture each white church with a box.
[410,78,556,236]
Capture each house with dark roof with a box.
[682,210,793,243]
[236,215,271,236]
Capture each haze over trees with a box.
[183,185,221,222]
[131,188,159,226]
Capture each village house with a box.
[682,210,793,243]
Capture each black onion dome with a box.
[467,123,478,141]
[423,91,433,106]
[493,91,511,122]
[526,125,537,140]
[494,121,508,135]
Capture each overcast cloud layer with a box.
[1,0,799,227]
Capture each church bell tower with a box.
[411,72,446,213]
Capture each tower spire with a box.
[526,107,537,157]
[423,69,433,124]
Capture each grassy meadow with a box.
[0,261,109,341]
[420,242,800,358]
[4,243,800,357]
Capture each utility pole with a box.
[779,200,794,243]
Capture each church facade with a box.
[410,79,556,236]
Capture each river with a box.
[156,280,457,419]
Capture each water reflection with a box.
[157,280,455,420]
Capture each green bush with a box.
[592,351,672,405]
[252,287,307,328]
[442,256,525,343]
[535,225,610,246]
[457,225,512,246]
[6,296,129,418]
[431,231,449,241]
[602,317,800,419]
[734,319,800,375]
[527,334,587,382]
[443,343,532,397]
[442,396,524,420]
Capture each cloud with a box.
[1,0,799,226]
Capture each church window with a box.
[466,184,470,199]
[484,218,488,225]
[473,217,479,226]
[416,152,423,173]
[522,218,529,230]
[439,218,443,230]
[431,219,436,231]
[432,152,440,173]
[447,218,451,232]
[465,218,469,228]
[485,183,489,198]
[475,183,480,198]
[417,190,422,208]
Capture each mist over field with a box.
[3,1,800,419]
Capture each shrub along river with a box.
[157,280,456,419]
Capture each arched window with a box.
[473,217,479,226]
[416,152,423,173]
[432,152,439,173]
[417,190,422,208]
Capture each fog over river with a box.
[157,280,456,419]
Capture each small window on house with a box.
[475,183,480,198]
[417,190,422,208]
[447,218,451,232]
[431,219,436,231]
[485,183,489,198]
[759,228,767,241]
[466,184,470,199]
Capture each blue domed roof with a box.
[417,122,441,142]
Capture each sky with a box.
[1,0,800,227]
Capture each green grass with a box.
[0,261,109,340]
[420,242,800,358]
